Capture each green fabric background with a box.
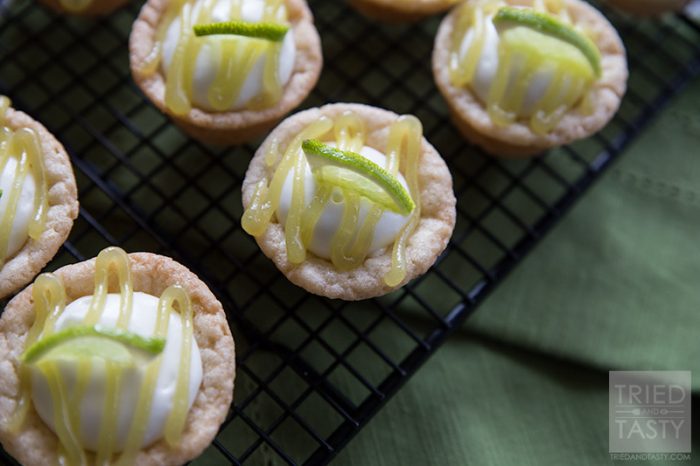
[332,74,700,466]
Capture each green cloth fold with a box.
[469,77,700,390]
[335,75,700,465]
[337,332,697,466]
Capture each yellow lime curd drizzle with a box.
[535,0,570,21]
[6,274,66,434]
[384,116,422,287]
[115,283,174,466]
[0,96,9,119]
[163,286,194,445]
[327,112,370,270]
[241,116,333,238]
[0,97,48,267]
[39,361,87,466]
[134,0,186,78]
[449,0,501,87]
[139,0,289,115]
[296,111,366,251]
[251,0,287,109]
[11,247,197,466]
[95,360,122,466]
[207,0,252,111]
[450,1,596,134]
[242,112,423,286]
[450,2,484,87]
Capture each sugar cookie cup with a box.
[129,0,323,145]
[0,248,236,466]
[37,0,129,16]
[606,0,689,16]
[433,0,628,158]
[349,0,459,22]
[0,98,79,299]
[241,103,457,301]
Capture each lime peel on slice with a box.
[21,325,166,365]
[493,7,601,77]
[193,21,289,42]
[301,139,415,215]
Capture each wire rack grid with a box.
[0,0,699,464]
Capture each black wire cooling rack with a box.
[0,0,699,464]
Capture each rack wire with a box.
[0,0,699,464]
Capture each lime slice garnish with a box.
[493,7,601,77]
[21,325,166,366]
[193,21,289,42]
[301,139,415,215]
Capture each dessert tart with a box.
[0,247,236,466]
[349,0,459,22]
[38,0,129,16]
[433,0,628,157]
[0,96,79,299]
[241,103,456,300]
[130,0,323,145]
[606,0,689,16]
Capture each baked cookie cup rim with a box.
[432,0,628,157]
[0,252,236,466]
[0,107,79,300]
[242,103,457,301]
[129,0,323,138]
